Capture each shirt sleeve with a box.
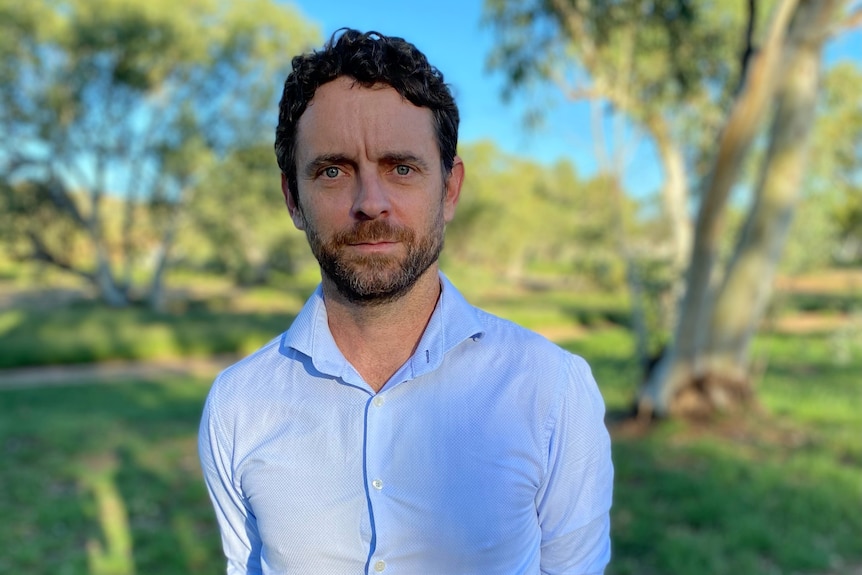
[536,354,614,575]
[198,386,263,575]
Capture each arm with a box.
[536,355,614,575]
[199,389,264,575]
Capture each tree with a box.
[640,0,852,415]
[787,62,862,269]
[185,143,312,285]
[445,140,623,285]
[485,0,750,365]
[486,0,860,416]
[0,0,317,308]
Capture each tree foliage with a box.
[185,143,311,285]
[446,141,626,286]
[0,0,317,307]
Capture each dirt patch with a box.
[769,311,860,334]
[775,270,862,293]
[775,269,862,294]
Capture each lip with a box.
[348,241,399,252]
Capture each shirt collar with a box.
[280,272,485,385]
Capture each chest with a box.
[236,375,547,573]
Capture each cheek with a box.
[290,209,307,231]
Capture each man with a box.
[199,28,613,575]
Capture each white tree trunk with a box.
[704,0,842,379]
[638,0,800,415]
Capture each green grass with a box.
[1,328,859,575]
[598,330,862,575]
[0,375,223,574]
[0,273,628,369]
[1,275,860,574]
[0,281,320,369]
[0,303,296,368]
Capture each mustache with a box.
[332,220,413,245]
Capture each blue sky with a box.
[288,1,606,172]
[288,0,862,197]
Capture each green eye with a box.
[323,167,340,178]
[395,165,411,176]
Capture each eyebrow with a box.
[302,154,353,178]
[379,152,430,172]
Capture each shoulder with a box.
[204,333,289,414]
[460,306,598,401]
[472,306,583,366]
[471,305,603,407]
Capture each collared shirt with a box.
[199,274,614,575]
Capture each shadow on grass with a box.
[0,377,224,574]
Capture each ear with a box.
[442,156,464,223]
[281,173,306,231]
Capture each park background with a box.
[0,0,860,574]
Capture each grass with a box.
[0,280,316,369]
[1,274,860,574]
[600,330,862,575]
[0,375,223,574]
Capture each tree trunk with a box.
[641,114,691,342]
[94,252,129,308]
[647,115,691,279]
[638,0,800,417]
[147,216,179,313]
[147,185,192,312]
[702,0,841,384]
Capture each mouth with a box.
[350,240,397,245]
[348,240,399,252]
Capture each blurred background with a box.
[0,0,860,573]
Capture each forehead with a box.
[295,76,438,161]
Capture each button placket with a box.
[364,392,393,570]
[366,394,387,497]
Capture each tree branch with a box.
[25,230,94,281]
[737,0,758,95]
[42,178,89,230]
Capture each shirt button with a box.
[373,395,385,407]
[374,560,386,572]
[371,479,384,490]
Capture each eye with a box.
[322,166,341,178]
[394,165,411,176]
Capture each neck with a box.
[321,266,442,392]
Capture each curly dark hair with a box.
[274,28,460,205]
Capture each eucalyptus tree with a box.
[0,0,317,308]
[486,0,747,286]
[640,0,853,415]
[485,0,748,369]
[486,0,859,416]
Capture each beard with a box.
[302,211,445,306]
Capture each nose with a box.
[351,170,391,220]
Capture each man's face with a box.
[284,76,463,304]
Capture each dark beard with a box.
[304,217,444,306]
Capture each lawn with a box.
[1,274,860,574]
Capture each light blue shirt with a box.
[199,274,613,574]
